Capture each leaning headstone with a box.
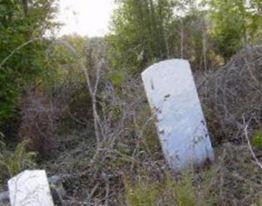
[8,170,54,206]
[142,59,214,172]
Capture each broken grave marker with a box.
[8,170,54,206]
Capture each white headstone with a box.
[142,59,214,172]
[8,170,54,206]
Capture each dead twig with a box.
[243,122,262,170]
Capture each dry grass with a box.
[2,43,261,205]
[37,45,261,205]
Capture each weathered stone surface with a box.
[8,170,54,206]
[142,59,214,171]
[1,175,66,206]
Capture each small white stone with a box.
[142,59,214,171]
[8,170,54,206]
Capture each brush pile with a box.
[198,45,262,143]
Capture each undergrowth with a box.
[0,138,36,183]
[252,129,262,149]
[125,169,216,206]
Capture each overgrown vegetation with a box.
[0,138,36,181]
[0,0,57,126]
[125,170,214,206]
[253,130,262,149]
[0,0,261,205]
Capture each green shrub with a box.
[125,171,202,206]
[173,173,197,206]
[252,130,262,149]
[0,140,36,178]
[109,71,124,87]
[125,180,162,206]
[0,0,57,126]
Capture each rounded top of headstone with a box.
[141,59,190,77]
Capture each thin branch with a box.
[243,120,262,169]
[0,38,41,68]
